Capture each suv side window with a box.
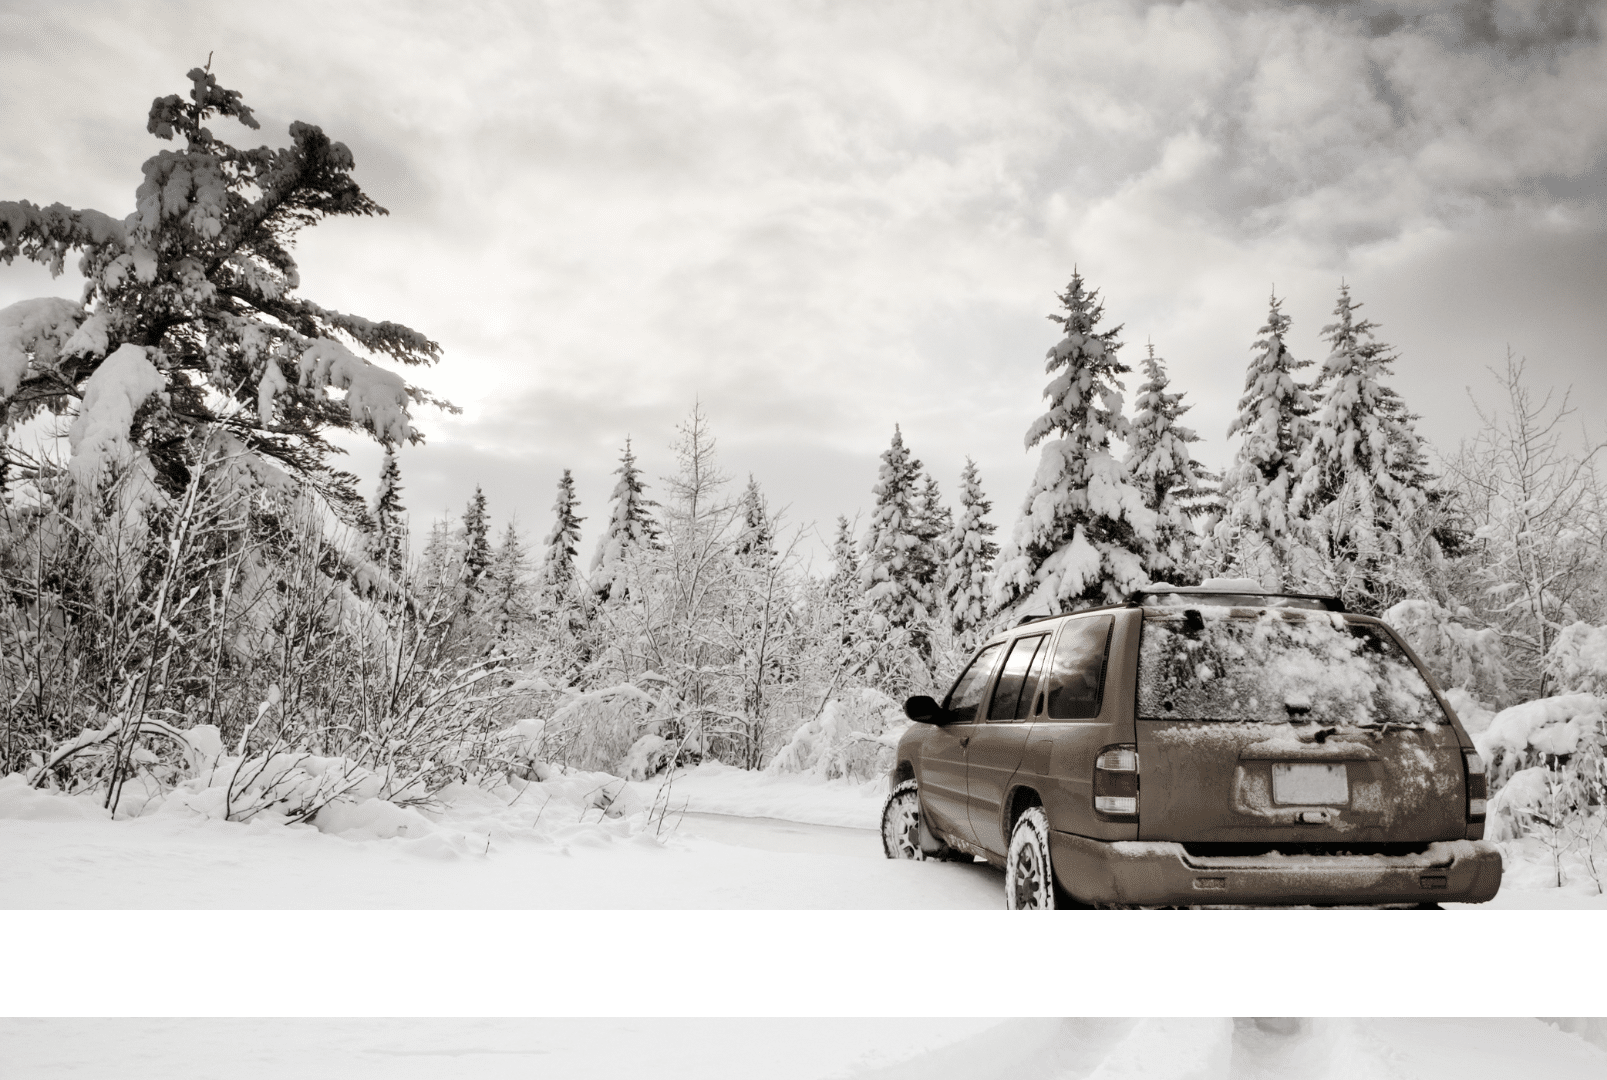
[943,642,1004,723]
[987,634,1048,722]
[1045,615,1114,720]
[1014,634,1054,720]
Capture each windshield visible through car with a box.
[1137,609,1444,726]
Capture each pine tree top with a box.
[1025,270,1129,452]
[1227,291,1316,478]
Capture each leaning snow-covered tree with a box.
[0,66,451,515]
[1290,283,1432,611]
[992,271,1154,614]
[1211,291,1315,589]
[1124,342,1210,583]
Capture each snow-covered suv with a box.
[881,582,1503,908]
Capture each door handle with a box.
[959,736,970,749]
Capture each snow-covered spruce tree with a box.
[368,445,408,581]
[860,425,932,634]
[1289,283,1432,612]
[481,520,534,644]
[531,468,590,686]
[735,474,776,567]
[1212,291,1315,589]
[538,470,584,603]
[0,66,449,517]
[912,471,951,599]
[589,437,658,602]
[944,457,998,639]
[461,485,492,592]
[992,272,1155,614]
[1124,343,1210,583]
[826,515,860,612]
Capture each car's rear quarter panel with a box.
[1020,609,1142,844]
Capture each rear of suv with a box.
[881,583,1502,908]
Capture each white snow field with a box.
[1,1018,1603,1080]
[2,764,1602,908]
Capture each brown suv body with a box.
[890,593,1503,906]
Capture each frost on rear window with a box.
[1137,610,1443,726]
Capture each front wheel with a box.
[881,779,952,860]
[1005,806,1061,909]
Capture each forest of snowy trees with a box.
[3,69,1607,886]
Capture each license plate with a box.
[1272,763,1349,805]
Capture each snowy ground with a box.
[2,1018,1603,1079]
[2,764,1602,908]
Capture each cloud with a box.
[3,0,1605,563]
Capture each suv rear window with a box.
[1138,609,1443,726]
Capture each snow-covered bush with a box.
[1477,694,1607,889]
[767,688,909,783]
[1383,599,1505,704]
[1547,622,1607,696]
[1476,694,1605,790]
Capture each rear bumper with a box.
[1049,832,1504,906]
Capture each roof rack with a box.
[1012,599,1137,627]
[1129,584,1345,613]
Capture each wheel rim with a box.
[885,795,922,859]
[1012,835,1047,908]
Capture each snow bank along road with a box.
[2,1018,1603,1079]
[1,765,1601,908]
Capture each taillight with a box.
[1094,744,1139,817]
[1464,750,1487,823]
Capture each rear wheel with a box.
[881,779,952,860]
[1006,806,1060,909]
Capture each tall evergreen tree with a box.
[461,485,491,591]
[1214,291,1316,587]
[590,437,659,601]
[827,515,860,610]
[734,475,776,567]
[911,472,951,598]
[1125,343,1209,582]
[992,271,1154,613]
[369,444,408,579]
[943,457,998,638]
[860,425,930,631]
[538,470,584,602]
[483,519,533,639]
[1291,283,1431,609]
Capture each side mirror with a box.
[904,695,947,724]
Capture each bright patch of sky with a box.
[3,0,1604,566]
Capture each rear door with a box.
[918,641,1003,847]
[966,632,1051,855]
[1134,608,1468,844]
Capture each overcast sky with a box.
[3,0,1604,567]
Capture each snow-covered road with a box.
[2,1018,1603,1079]
[3,765,1603,908]
[0,800,1003,909]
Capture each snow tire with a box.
[881,779,952,861]
[1006,805,1061,909]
